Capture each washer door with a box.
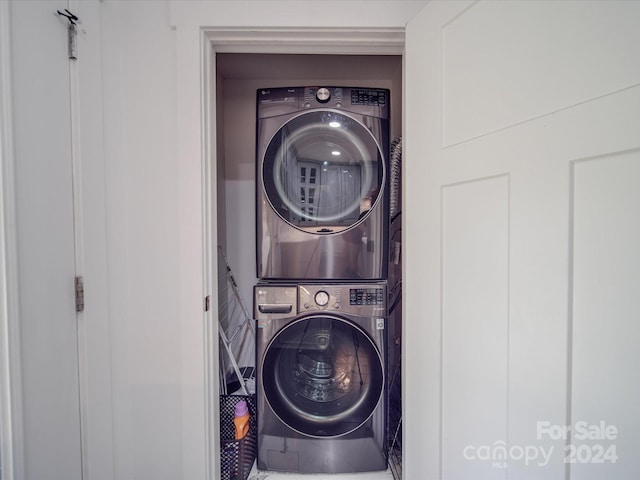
[262,315,384,438]
[263,110,384,233]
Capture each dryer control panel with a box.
[257,86,389,119]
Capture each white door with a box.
[404,1,640,479]
[10,2,83,479]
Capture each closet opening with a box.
[212,51,403,479]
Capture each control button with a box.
[315,290,329,307]
[316,88,331,103]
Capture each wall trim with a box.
[200,29,218,480]
[203,26,405,55]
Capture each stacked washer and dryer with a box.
[254,86,391,474]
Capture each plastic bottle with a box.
[233,400,250,440]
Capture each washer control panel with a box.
[297,283,387,315]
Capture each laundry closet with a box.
[215,53,403,477]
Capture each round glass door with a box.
[262,315,384,437]
[263,111,384,233]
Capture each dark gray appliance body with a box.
[255,282,387,473]
[256,86,390,280]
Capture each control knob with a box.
[316,87,331,103]
[314,290,329,307]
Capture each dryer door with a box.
[262,314,384,437]
[263,111,385,233]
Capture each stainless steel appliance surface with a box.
[256,86,390,280]
[255,282,388,474]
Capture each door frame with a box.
[0,1,25,478]
[200,26,405,479]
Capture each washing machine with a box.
[256,86,390,280]
[255,282,387,473]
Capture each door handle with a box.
[258,303,293,314]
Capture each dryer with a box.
[255,282,387,473]
[256,86,390,280]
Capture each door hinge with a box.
[57,9,79,60]
[75,276,84,312]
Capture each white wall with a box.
[83,2,185,479]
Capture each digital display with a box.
[351,89,387,106]
[350,288,385,305]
